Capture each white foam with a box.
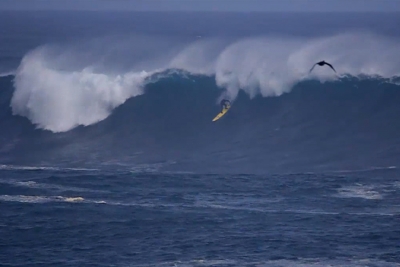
[11,47,151,132]
[59,196,84,202]
[0,194,86,204]
[336,184,383,200]
[172,33,400,102]
[214,37,305,100]
[0,194,158,207]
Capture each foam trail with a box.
[336,184,383,200]
[11,32,400,132]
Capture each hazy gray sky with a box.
[0,0,399,12]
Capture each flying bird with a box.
[309,60,336,73]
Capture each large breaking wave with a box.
[10,32,400,132]
[1,31,400,173]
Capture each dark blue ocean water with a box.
[1,167,400,266]
[1,11,400,266]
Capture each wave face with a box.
[1,68,400,173]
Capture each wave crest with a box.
[11,32,400,132]
[11,47,151,132]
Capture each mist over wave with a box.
[10,31,400,133]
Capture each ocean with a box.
[0,11,400,266]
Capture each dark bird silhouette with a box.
[309,60,336,73]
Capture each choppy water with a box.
[1,167,399,266]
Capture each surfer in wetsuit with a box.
[220,99,231,111]
[212,99,232,121]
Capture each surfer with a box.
[212,99,232,122]
[220,99,231,111]
[309,60,336,73]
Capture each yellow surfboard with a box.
[212,106,231,122]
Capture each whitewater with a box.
[10,32,400,132]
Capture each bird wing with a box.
[325,62,336,73]
[309,63,317,73]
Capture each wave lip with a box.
[11,47,151,132]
